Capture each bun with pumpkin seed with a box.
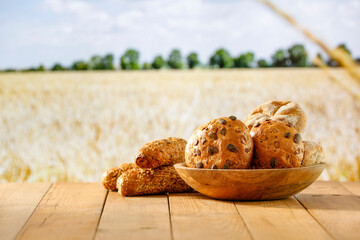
[244,100,307,133]
[185,116,253,169]
[251,120,304,169]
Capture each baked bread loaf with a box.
[302,141,325,166]
[252,120,304,168]
[244,101,307,133]
[117,166,192,196]
[185,116,253,169]
[135,137,187,169]
[102,163,137,191]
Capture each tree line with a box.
[2,43,358,72]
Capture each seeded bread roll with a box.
[302,141,325,166]
[185,116,253,169]
[252,120,304,168]
[102,163,137,191]
[135,137,187,169]
[117,166,192,196]
[244,101,307,133]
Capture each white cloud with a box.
[43,0,64,13]
[44,0,112,27]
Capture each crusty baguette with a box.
[135,137,187,169]
[102,163,137,191]
[117,166,192,196]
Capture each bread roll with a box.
[102,163,137,191]
[302,141,325,166]
[185,116,253,169]
[117,166,192,196]
[252,120,304,168]
[244,101,307,133]
[135,137,187,169]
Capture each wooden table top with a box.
[1,181,359,240]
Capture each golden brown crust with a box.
[244,101,307,133]
[252,120,304,168]
[185,116,253,169]
[102,163,137,191]
[135,137,187,169]
[117,166,192,196]
[302,141,325,166]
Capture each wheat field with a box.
[0,69,359,182]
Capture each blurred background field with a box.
[1,69,359,182]
[1,0,360,183]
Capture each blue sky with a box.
[0,0,359,69]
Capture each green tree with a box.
[23,67,37,72]
[257,59,270,68]
[88,55,103,70]
[151,55,166,69]
[102,54,115,70]
[71,61,88,71]
[142,62,151,70]
[38,65,45,72]
[233,52,255,68]
[316,53,325,63]
[271,49,290,67]
[167,49,183,69]
[327,43,351,67]
[209,48,234,68]
[121,49,140,70]
[51,63,66,71]
[288,44,308,67]
[186,52,200,69]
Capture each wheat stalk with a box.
[313,55,360,102]
[259,0,360,85]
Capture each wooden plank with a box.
[342,181,360,197]
[0,183,51,240]
[295,181,360,240]
[95,192,171,240]
[235,197,332,240]
[169,193,251,240]
[16,183,107,240]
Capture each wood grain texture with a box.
[169,193,251,240]
[295,181,360,240]
[342,181,360,196]
[95,192,171,240]
[174,162,326,200]
[0,183,51,240]
[235,197,332,240]
[15,183,107,240]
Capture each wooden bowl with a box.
[174,162,326,200]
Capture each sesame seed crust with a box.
[102,163,137,191]
[117,165,192,196]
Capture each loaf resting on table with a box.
[117,165,192,196]
[102,137,191,196]
[102,163,137,191]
